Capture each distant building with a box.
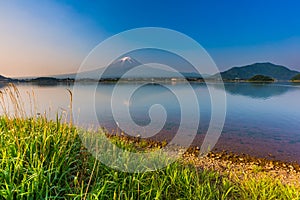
[234,77,241,82]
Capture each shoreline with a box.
[106,133,300,187]
[184,150,300,188]
[105,129,300,164]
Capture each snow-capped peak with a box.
[109,56,140,67]
[119,56,133,63]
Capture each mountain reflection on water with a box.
[213,82,299,99]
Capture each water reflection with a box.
[94,83,211,139]
[0,83,7,89]
[213,83,298,99]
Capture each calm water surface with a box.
[1,82,300,163]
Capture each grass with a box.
[238,175,299,200]
[0,117,299,199]
[0,117,236,199]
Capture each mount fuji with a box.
[54,56,203,80]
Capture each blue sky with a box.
[0,0,300,77]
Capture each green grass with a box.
[238,175,299,200]
[0,117,299,199]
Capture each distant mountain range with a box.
[54,59,300,81]
[1,59,300,82]
[55,57,300,80]
[54,56,205,80]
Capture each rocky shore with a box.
[184,149,300,188]
[106,133,300,188]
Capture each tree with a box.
[291,74,300,82]
[248,75,275,82]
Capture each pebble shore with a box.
[106,133,300,188]
[183,149,300,188]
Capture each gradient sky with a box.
[1,0,300,77]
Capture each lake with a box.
[1,82,300,163]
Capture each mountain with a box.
[0,75,13,82]
[215,62,299,81]
[55,56,204,80]
[53,59,300,82]
[100,56,142,78]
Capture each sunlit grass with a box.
[238,174,299,200]
[0,117,299,199]
[0,117,236,199]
